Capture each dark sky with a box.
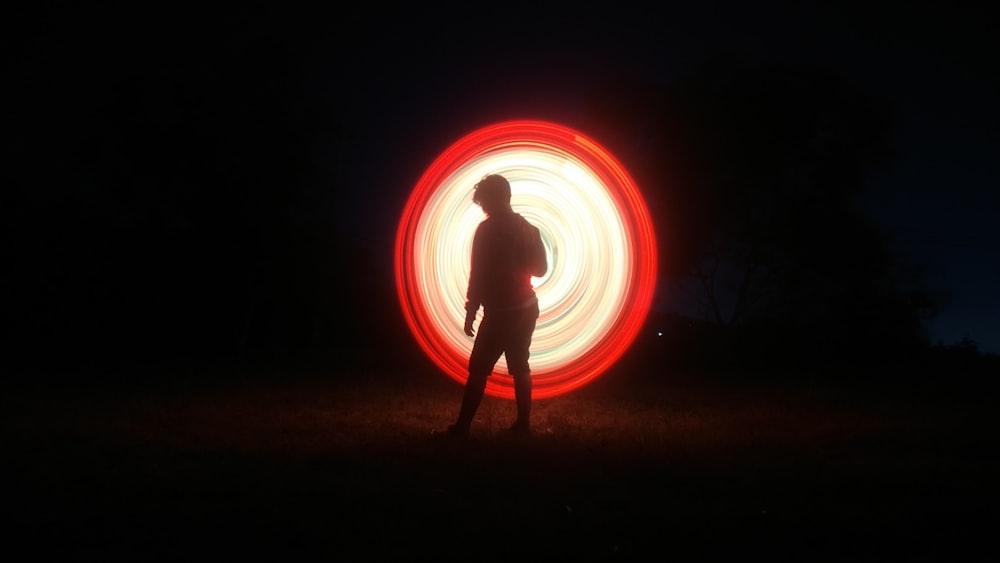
[8,3,999,358]
[333,3,1000,354]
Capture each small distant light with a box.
[657,331,663,337]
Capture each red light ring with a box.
[395,120,657,399]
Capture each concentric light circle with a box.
[395,120,657,399]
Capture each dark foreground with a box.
[3,363,997,562]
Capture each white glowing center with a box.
[412,145,633,375]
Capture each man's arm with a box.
[464,302,478,337]
[464,226,485,336]
[527,224,547,277]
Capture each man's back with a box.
[467,212,546,311]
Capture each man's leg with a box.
[506,303,539,434]
[510,373,531,433]
[450,371,487,434]
[450,313,503,435]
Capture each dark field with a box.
[3,360,996,562]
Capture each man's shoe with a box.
[432,425,468,438]
[508,422,531,436]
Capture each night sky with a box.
[7,2,999,372]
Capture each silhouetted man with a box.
[446,174,547,437]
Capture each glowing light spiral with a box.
[395,120,657,399]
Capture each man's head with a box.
[472,174,512,215]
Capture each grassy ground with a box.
[3,361,997,561]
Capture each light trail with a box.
[395,120,657,399]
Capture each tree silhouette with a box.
[582,59,941,368]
